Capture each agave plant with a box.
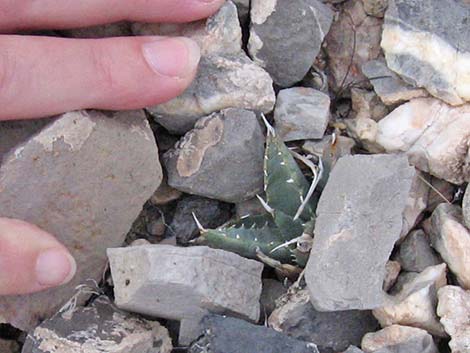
[192,117,323,272]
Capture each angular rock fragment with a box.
[361,325,438,353]
[248,0,334,87]
[305,154,416,311]
[362,0,388,18]
[437,285,470,353]
[362,60,428,106]
[269,289,378,353]
[0,110,161,330]
[429,203,470,289]
[394,230,441,273]
[383,261,401,292]
[350,88,389,121]
[0,339,19,353]
[426,177,456,213]
[463,185,470,229]
[260,279,288,317]
[190,314,319,353]
[22,296,172,353]
[148,54,275,134]
[164,109,264,203]
[274,87,330,141]
[345,118,383,153]
[382,0,470,105]
[149,176,182,205]
[376,98,470,184]
[344,347,364,353]
[372,264,447,336]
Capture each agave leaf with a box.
[224,214,274,229]
[273,210,305,242]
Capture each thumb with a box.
[0,218,76,295]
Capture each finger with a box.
[0,0,225,32]
[0,218,77,295]
[0,35,200,120]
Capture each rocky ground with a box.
[0,0,469,352]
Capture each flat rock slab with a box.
[305,154,415,311]
[22,296,172,353]
[189,314,319,353]
[249,0,333,87]
[0,110,161,330]
[382,0,470,105]
[164,108,264,203]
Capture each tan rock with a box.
[383,261,401,292]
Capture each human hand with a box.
[0,0,224,295]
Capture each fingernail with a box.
[142,37,201,78]
[35,248,77,287]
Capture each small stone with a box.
[437,285,470,353]
[426,176,456,213]
[344,347,364,353]
[0,339,19,353]
[130,238,152,247]
[376,98,470,184]
[0,110,161,330]
[273,87,330,141]
[305,154,416,311]
[362,60,428,106]
[149,176,182,206]
[463,185,470,228]
[146,218,166,237]
[394,230,441,273]
[345,118,383,153]
[163,109,265,203]
[148,54,275,134]
[260,279,288,317]
[383,261,401,292]
[61,22,131,38]
[248,0,334,87]
[372,263,447,337]
[362,0,388,17]
[361,325,438,353]
[350,88,389,122]
[382,0,470,105]
[22,296,172,353]
[167,195,232,244]
[429,203,470,289]
[190,314,319,353]
[269,289,378,353]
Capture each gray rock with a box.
[167,195,232,244]
[260,279,288,317]
[362,0,388,17]
[269,289,378,353]
[0,339,19,353]
[0,119,50,159]
[463,185,470,229]
[274,88,330,141]
[362,60,428,106]
[344,347,365,353]
[190,314,319,353]
[350,88,389,121]
[305,154,416,311]
[382,0,470,105]
[383,261,401,292]
[148,53,275,134]
[22,296,172,353]
[248,0,334,87]
[163,109,264,203]
[394,230,441,273]
[0,110,161,330]
[149,176,182,206]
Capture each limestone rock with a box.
[437,285,470,353]
[147,54,275,134]
[274,87,331,141]
[268,289,378,353]
[22,296,172,353]
[248,0,334,87]
[372,263,447,336]
[429,203,470,289]
[361,325,438,353]
[0,110,161,330]
[463,185,470,228]
[362,0,388,17]
[383,261,401,292]
[305,154,416,311]
[394,230,441,273]
[163,109,264,203]
[345,117,383,153]
[376,98,470,184]
[382,0,470,105]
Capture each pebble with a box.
[394,230,441,273]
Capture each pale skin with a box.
[0,0,225,295]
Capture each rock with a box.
[361,325,438,353]
[248,0,334,87]
[372,263,447,336]
[381,0,470,106]
[260,279,288,317]
[383,261,401,292]
[305,154,416,311]
[0,110,161,330]
[146,218,166,237]
[163,108,265,203]
[0,119,50,158]
[429,203,470,289]
[362,60,428,106]
[345,118,383,153]
[362,0,388,17]
[147,54,275,134]
[273,87,331,141]
[107,245,263,343]
[426,176,455,213]
[61,22,131,38]
[325,0,382,92]
[376,98,470,184]
[344,347,364,353]
[190,314,319,353]
[350,88,389,121]
[22,296,172,353]
[437,285,470,353]
[269,289,378,353]
[167,195,232,244]
[149,176,182,205]
[232,0,250,23]
[0,339,19,353]
[394,230,441,273]
[463,185,470,228]
[132,1,242,57]
[401,171,429,239]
